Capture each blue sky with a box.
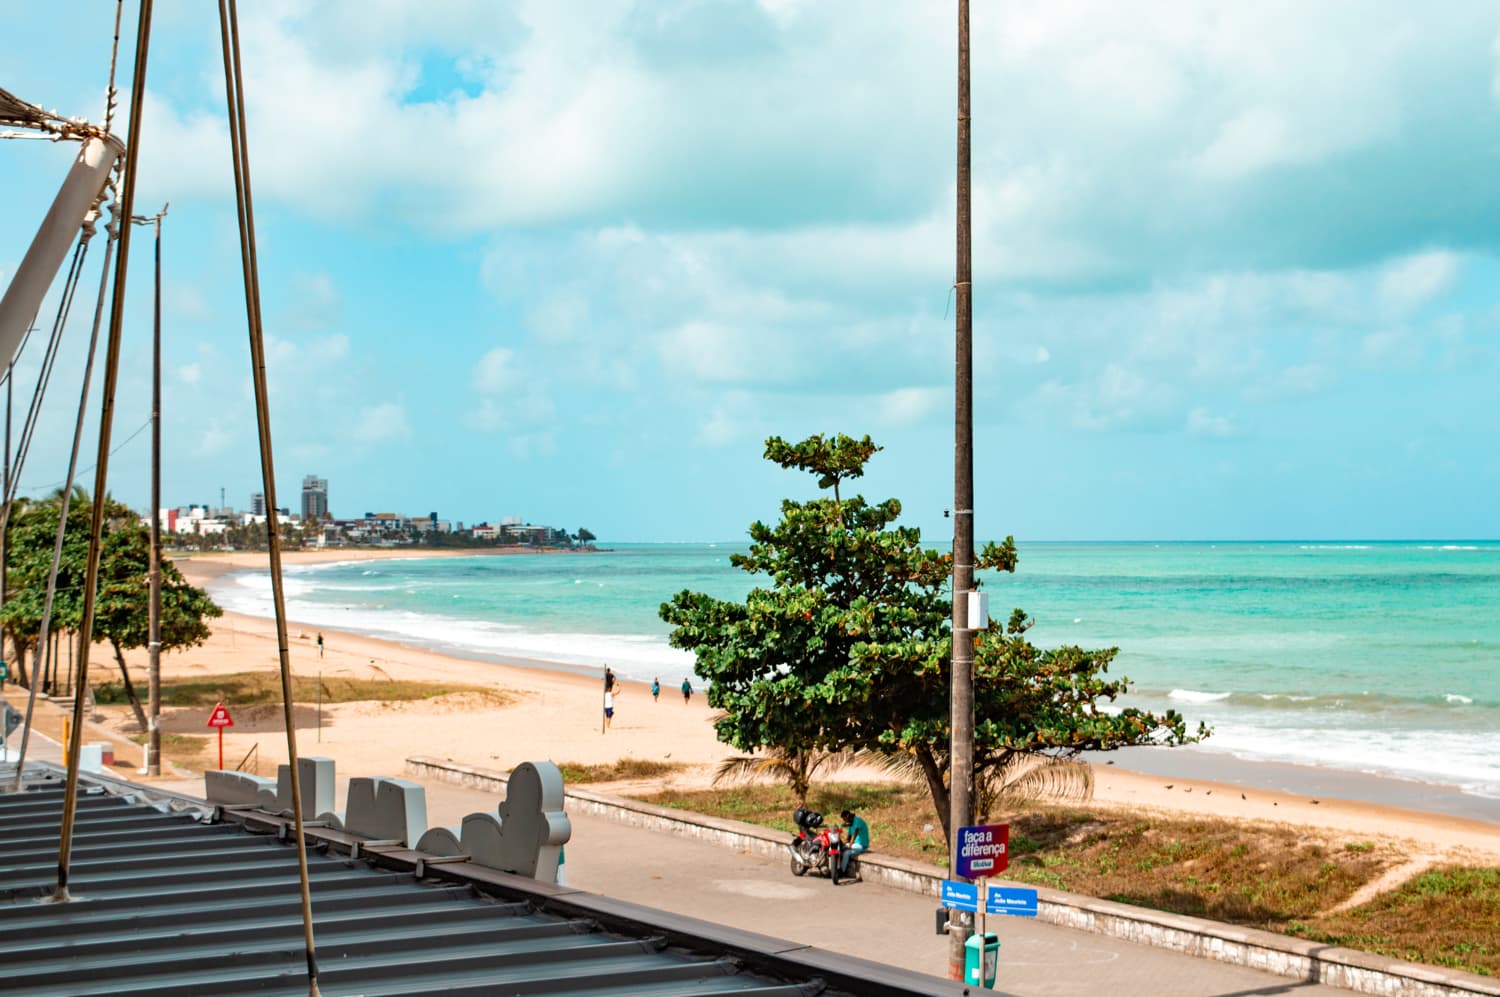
[1,1,1497,542]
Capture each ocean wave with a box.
[211,571,690,683]
[1298,544,1372,550]
[1142,687,1492,713]
[1167,689,1232,703]
[1191,727,1500,799]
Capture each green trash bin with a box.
[965,932,999,988]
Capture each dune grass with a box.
[558,757,686,783]
[92,671,514,708]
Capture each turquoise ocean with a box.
[213,541,1500,801]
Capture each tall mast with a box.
[948,0,976,979]
[134,203,168,776]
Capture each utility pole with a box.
[133,203,168,775]
[948,0,976,980]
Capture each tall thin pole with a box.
[134,203,168,777]
[219,3,320,991]
[55,0,153,901]
[948,0,976,979]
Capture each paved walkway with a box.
[0,719,1351,997]
[418,780,1349,997]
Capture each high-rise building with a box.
[301,475,328,523]
[250,492,266,516]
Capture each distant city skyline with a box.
[2,4,1497,543]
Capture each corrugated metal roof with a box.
[0,770,953,997]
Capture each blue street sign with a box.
[986,885,1039,917]
[941,879,979,912]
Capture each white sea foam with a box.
[1298,544,1372,550]
[1168,689,1233,703]
[1192,725,1500,800]
[1445,693,1474,704]
[213,571,691,683]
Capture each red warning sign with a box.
[205,702,235,728]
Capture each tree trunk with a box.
[915,745,951,845]
[11,637,29,688]
[110,637,148,730]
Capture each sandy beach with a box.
[51,548,1500,868]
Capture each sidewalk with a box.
[414,778,1352,996]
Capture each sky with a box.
[1,1,1497,543]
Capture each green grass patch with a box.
[93,671,514,708]
[1287,867,1500,976]
[127,731,207,750]
[636,780,1499,976]
[557,758,687,783]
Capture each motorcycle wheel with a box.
[830,852,841,886]
[791,845,808,877]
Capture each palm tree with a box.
[713,746,863,807]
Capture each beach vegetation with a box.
[1286,866,1500,976]
[556,757,685,783]
[92,670,511,709]
[660,433,1204,842]
[712,747,863,806]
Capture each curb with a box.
[406,755,1500,997]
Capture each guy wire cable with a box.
[52,0,152,902]
[8,0,129,792]
[218,1,321,990]
[9,190,120,792]
[3,235,91,518]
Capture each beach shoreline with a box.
[142,549,1500,863]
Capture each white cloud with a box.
[355,402,412,443]
[1378,251,1461,313]
[178,363,201,385]
[473,347,519,393]
[286,272,343,327]
[1492,31,1500,102]
[1191,108,1299,180]
[1360,329,1423,367]
[196,421,231,456]
[465,345,555,434]
[1187,407,1235,438]
[876,387,945,426]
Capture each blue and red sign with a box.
[955,823,1009,879]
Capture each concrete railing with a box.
[406,756,1500,997]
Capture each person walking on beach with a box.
[681,677,692,703]
[316,633,324,658]
[651,677,660,702]
[603,689,615,730]
[604,666,616,693]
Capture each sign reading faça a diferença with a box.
[955,823,1009,879]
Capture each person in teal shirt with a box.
[839,808,869,875]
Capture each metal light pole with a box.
[132,203,167,775]
[947,0,976,979]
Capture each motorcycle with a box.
[787,808,860,885]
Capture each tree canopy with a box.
[660,433,1205,841]
[1,489,221,726]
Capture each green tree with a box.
[661,434,1204,841]
[0,490,221,728]
[93,497,222,727]
[0,490,90,691]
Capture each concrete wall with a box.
[406,755,1500,997]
